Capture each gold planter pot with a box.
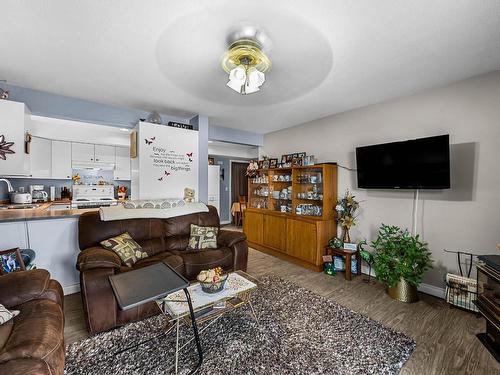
[387,279,419,303]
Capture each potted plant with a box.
[335,190,359,243]
[371,224,433,303]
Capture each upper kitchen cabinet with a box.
[29,136,52,178]
[0,100,31,176]
[94,144,115,164]
[51,140,72,179]
[72,142,95,163]
[114,146,131,180]
[72,142,116,166]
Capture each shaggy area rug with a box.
[65,276,415,375]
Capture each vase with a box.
[342,227,351,243]
[387,279,419,303]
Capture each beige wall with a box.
[263,70,500,289]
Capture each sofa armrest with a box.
[218,230,247,248]
[0,269,52,309]
[218,230,248,272]
[77,246,122,271]
[39,279,64,309]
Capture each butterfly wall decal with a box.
[186,152,193,157]
[164,171,171,176]
[145,137,155,145]
[158,177,163,181]
[145,139,153,145]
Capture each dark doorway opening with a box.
[231,161,249,224]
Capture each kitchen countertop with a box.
[0,200,100,223]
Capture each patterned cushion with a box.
[0,304,19,325]
[187,224,219,250]
[123,199,185,209]
[100,232,149,267]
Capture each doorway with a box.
[230,161,249,224]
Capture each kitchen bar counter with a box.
[0,201,99,222]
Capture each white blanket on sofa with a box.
[99,202,209,221]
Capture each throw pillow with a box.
[187,224,218,250]
[0,304,19,325]
[100,232,148,267]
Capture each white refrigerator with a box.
[207,165,220,214]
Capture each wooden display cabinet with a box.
[244,163,337,271]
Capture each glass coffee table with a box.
[156,270,260,374]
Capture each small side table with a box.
[325,247,361,281]
[109,262,203,375]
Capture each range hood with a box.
[72,161,115,170]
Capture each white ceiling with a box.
[1,0,500,134]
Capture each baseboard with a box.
[417,283,446,299]
[63,283,80,296]
[360,265,445,299]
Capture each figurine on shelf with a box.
[183,187,196,203]
[71,174,81,185]
[246,160,259,177]
[117,186,127,200]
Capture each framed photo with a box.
[286,154,293,162]
[292,157,303,167]
[208,157,215,165]
[281,155,288,164]
[269,158,278,169]
[262,159,270,169]
[0,248,26,274]
[258,160,264,169]
[297,152,306,159]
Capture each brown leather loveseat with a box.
[77,206,248,334]
[0,269,65,375]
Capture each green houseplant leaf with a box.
[371,224,433,288]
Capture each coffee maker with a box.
[30,185,48,203]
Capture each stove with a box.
[71,185,118,209]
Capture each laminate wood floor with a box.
[64,244,499,375]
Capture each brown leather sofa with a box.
[0,269,65,375]
[77,205,248,334]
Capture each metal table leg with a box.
[183,288,203,375]
[175,320,180,374]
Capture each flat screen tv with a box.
[356,134,450,189]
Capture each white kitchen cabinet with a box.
[51,140,72,179]
[29,136,52,178]
[0,100,30,176]
[72,142,95,162]
[0,218,81,295]
[94,144,115,163]
[114,146,131,180]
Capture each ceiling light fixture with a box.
[221,29,271,95]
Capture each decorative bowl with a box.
[200,273,228,294]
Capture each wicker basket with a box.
[200,274,228,294]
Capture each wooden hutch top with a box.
[246,163,337,221]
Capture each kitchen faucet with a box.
[0,178,14,193]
